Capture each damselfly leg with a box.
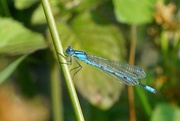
[70,57,82,79]
[59,53,82,79]
[58,53,72,65]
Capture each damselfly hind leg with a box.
[70,57,82,79]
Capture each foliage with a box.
[0,0,179,121]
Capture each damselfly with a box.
[61,46,156,93]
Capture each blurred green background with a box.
[0,0,179,121]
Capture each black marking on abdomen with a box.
[123,76,127,80]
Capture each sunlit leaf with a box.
[31,4,46,24]
[0,55,27,84]
[55,12,126,109]
[0,18,47,55]
[31,1,59,24]
[113,0,156,24]
[73,0,105,12]
[14,0,39,10]
[59,0,104,11]
[151,103,180,121]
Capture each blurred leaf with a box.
[31,4,46,24]
[73,0,105,12]
[151,103,180,121]
[14,0,39,10]
[59,0,104,11]
[136,86,152,116]
[31,1,59,24]
[0,18,47,55]
[55,12,126,109]
[0,55,27,84]
[161,31,169,53]
[113,0,156,24]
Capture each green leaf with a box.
[0,18,47,55]
[136,86,152,116]
[73,0,105,12]
[0,55,27,84]
[59,0,104,11]
[14,0,39,10]
[31,4,46,24]
[151,103,180,121]
[31,1,59,25]
[55,12,126,109]
[113,0,156,24]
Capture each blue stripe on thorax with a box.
[73,51,102,68]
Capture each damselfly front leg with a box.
[58,53,72,65]
[59,53,82,79]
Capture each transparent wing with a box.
[98,68,137,85]
[111,61,146,79]
[87,54,146,85]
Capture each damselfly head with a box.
[66,46,73,55]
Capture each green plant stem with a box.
[128,25,137,121]
[0,0,11,16]
[49,55,63,121]
[41,0,85,121]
